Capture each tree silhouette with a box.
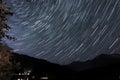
[0,0,18,80]
[0,0,14,41]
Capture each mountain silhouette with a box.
[12,53,120,80]
[67,54,120,71]
[12,53,78,80]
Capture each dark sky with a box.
[4,0,120,64]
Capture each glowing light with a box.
[40,77,48,80]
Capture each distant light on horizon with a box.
[40,76,48,80]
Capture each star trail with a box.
[3,0,120,64]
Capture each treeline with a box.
[0,0,19,80]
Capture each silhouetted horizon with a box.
[12,52,120,80]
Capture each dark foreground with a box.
[12,53,120,80]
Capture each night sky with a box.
[4,0,120,64]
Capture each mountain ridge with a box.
[11,53,120,80]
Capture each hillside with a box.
[11,53,120,80]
